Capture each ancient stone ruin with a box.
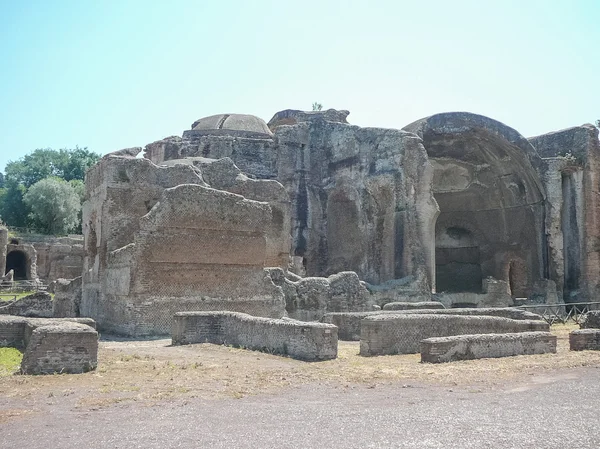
[0,315,98,374]
[72,109,600,338]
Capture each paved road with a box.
[2,367,600,448]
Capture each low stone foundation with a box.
[0,315,98,374]
[360,314,549,356]
[421,332,557,363]
[569,329,600,351]
[322,308,543,341]
[172,311,337,361]
[382,301,444,311]
[580,311,600,329]
[0,292,53,318]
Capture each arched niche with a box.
[405,112,547,296]
[6,250,28,280]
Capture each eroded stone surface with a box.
[359,314,548,356]
[172,311,337,361]
[421,332,556,363]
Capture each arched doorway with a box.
[6,250,28,280]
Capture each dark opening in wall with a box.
[6,250,27,280]
[435,226,482,293]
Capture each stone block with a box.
[570,329,600,351]
[172,311,337,361]
[360,314,549,356]
[20,322,98,375]
[322,307,544,341]
[421,332,556,363]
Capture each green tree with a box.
[23,177,81,235]
[312,102,323,111]
[0,180,29,228]
[4,147,100,187]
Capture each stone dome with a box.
[189,114,273,138]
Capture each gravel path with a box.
[2,366,599,448]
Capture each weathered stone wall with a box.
[5,243,37,280]
[145,134,279,180]
[0,292,53,317]
[570,329,600,351]
[82,158,286,336]
[360,314,549,355]
[0,315,97,374]
[530,124,600,302]
[52,277,82,318]
[172,311,338,361]
[163,157,291,268]
[274,115,438,290]
[31,237,84,281]
[20,322,98,374]
[421,332,557,363]
[322,307,543,341]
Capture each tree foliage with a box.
[23,178,81,235]
[0,147,100,234]
[4,147,101,188]
[312,102,323,111]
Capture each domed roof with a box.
[189,114,273,138]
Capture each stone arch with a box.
[6,250,28,280]
[404,112,547,296]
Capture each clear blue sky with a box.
[1,0,598,172]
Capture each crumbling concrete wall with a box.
[172,311,338,361]
[359,314,548,355]
[570,329,600,351]
[421,332,557,363]
[322,307,543,341]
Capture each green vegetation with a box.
[0,291,46,301]
[0,147,101,234]
[0,347,22,376]
[312,102,323,111]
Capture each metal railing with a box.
[515,302,600,325]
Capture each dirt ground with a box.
[1,323,599,414]
[2,323,600,448]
